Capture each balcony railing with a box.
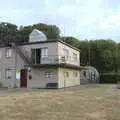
[31,55,79,65]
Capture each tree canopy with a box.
[0,22,60,43]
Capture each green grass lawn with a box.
[0,84,120,120]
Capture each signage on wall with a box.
[16,68,21,79]
[16,68,21,73]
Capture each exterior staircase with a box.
[11,43,31,65]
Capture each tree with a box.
[0,22,61,43]
[61,36,80,48]
[19,23,60,42]
[0,22,18,43]
[33,23,60,39]
[91,39,117,72]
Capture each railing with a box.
[31,55,80,65]
[12,43,31,65]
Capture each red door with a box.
[20,69,27,88]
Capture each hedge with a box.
[100,74,120,83]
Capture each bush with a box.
[100,74,120,83]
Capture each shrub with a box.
[100,74,120,83]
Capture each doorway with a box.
[36,49,41,64]
[31,48,41,64]
[20,69,27,88]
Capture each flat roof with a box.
[0,39,80,52]
[19,39,80,52]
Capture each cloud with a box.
[0,0,120,41]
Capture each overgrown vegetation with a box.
[100,74,120,83]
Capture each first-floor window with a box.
[41,48,48,57]
[63,48,69,60]
[73,53,77,62]
[45,71,54,79]
[6,48,12,58]
[6,69,12,79]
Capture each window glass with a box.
[65,72,69,77]
[45,71,53,79]
[0,71,2,80]
[6,49,12,58]
[73,72,78,77]
[41,48,48,57]
[0,51,2,59]
[73,53,77,62]
[6,69,12,79]
[63,48,69,60]
[84,71,86,77]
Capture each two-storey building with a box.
[0,29,81,88]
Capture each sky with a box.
[0,0,120,41]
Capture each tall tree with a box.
[0,22,18,43]
[19,23,60,42]
[61,36,80,48]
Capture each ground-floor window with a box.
[45,71,54,79]
[5,69,12,79]
[64,72,69,77]
[73,72,78,77]
[83,71,86,77]
[0,71,2,80]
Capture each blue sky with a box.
[0,0,120,41]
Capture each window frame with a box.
[0,51,2,59]
[45,71,54,79]
[73,53,77,62]
[73,72,78,78]
[5,69,12,79]
[0,70,2,80]
[63,48,69,60]
[41,47,48,58]
[6,48,12,58]
[65,72,69,77]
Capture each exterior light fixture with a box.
[28,66,31,72]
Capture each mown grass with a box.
[0,84,120,120]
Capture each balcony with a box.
[31,55,66,64]
[30,55,80,69]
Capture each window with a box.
[73,72,78,77]
[6,49,12,58]
[63,48,69,60]
[45,71,53,79]
[31,48,48,64]
[31,49,36,64]
[41,48,48,57]
[6,69,12,79]
[65,72,69,77]
[83,71,86,77]
[73,53,77,62]
[0,71,2,80]
[0,51,2,59]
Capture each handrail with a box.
[12,43,31,65]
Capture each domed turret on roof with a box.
[29,29,47,42]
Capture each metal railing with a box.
[31,55,79,65]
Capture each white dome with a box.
[29,29,47,42]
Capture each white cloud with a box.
[98,12,120,30]
[0,0,120,41]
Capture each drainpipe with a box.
[64,72,66,89]
[14,46,17,88]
